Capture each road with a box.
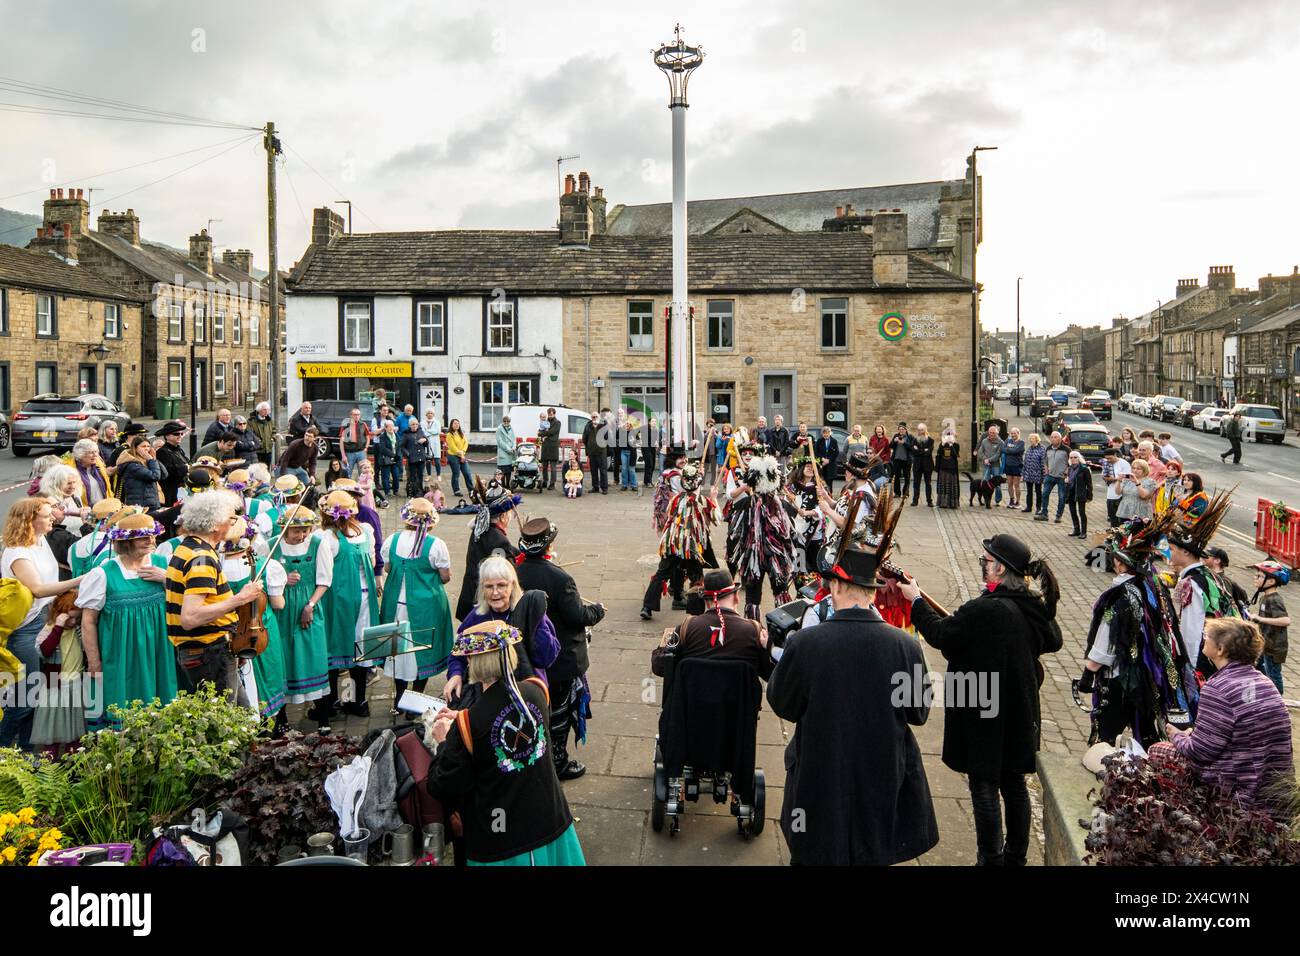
[994,397,1297,548]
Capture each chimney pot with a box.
[835,205,844,217]
[49,189,56,199]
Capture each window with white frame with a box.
[36,364,57,394]
[707,300,734,350]
[213,309,225,343]
[168,301,184,341]
[214,362,226,395]
[232,312,241,344]
[820,297,848,350]
[477,377,532,430]
[195,303,208,343]
[627,300,654,351]
[36,294,55,336]
[342,301,372,353]
[0,288,7,333]
[167,359,185,397]
[104,303,120,338]
[415,300,445,352]
[486,299,516,353]
[250,362,260,394]
[250,313,260,346]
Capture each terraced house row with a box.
[0,187,281,417]
[285,171,981,446]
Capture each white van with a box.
[508,404,593,462]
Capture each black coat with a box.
[288,412,321,440]
[372,431,400,466]
[455,525,520,621]
[768,426,791,456]
[399,429,431,464]
[539,419,561,462]
[514,555,604,682]
[582,420,607,463]
[766,607,940,865]
[155,442,190,504]
[911,587,1063,778]
[1065,465,1094,503]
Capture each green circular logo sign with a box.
[879,312,907,341]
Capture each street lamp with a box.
[654,24,704,445]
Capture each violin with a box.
[232,545,269,659]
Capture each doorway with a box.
[419,379,447,427]
[762,372,794,425]
[193,360,209,412]
[77,365,96,395]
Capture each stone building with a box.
[1155,268,1251,401]
[605,166,980,281]
[1044,324,1102,391]
[26,188,279,417]
[0,242,145,415]
[287,174,975,446]
[1236,302,1300,420]
[1101,317,1131,397]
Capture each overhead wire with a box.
[284,142,381,229]
[0,74,259,130]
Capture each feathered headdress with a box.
[1167,485,1236,558]
[1104,508,1180,570]
[745,454,783,495]
[470,475,522,541]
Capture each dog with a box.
[966,473,1005,508]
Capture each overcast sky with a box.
[1,0,1297,334]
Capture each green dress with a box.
[321,530,378,671]
[379,533,453,680]
[91,555,179,727]
[69,531,113,577]
[270,536,329,703]
[223,555,289,717]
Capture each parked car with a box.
[1191,406,1230,433]
[0,411,9,451]
[1011,385,1036,407]
[1117,393,1139,412]
[1029,396,1056,419]
[1174,401,1208,428]
[310,398,379,460]
[11,394,132,458]
[994,385,1012,401]
[1049,390,1072,407]
[1229,403,1286,444]
[1062,425,1111,467]
[1152,395,1185,422]
[1080,392,1113,420]
[1134,396,1155,417]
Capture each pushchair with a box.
[512,442,542,492]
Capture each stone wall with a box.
[0,286,144,415]
[563,289,973,445]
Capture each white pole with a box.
[670,102,689,446]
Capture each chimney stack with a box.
[41,186,89,237]
[1206,264,1236,292]
[222,248,254,275]
[559,171,595,246]
[872,211,909,287]
[97,208,141,246]
[311,206,345,246]
[590,185,607,236]
[189,229,214,274]
[1176,277,1200,297]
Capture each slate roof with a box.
[1193,293,1291,333]
[604,180,962,249]
[1237,302,1300,337]
[288,230,972,295]
[86,231,268,291]
[0,243,143,302]
[1134,285,1213,323]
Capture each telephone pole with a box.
[264,121,282,434]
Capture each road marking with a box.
[1268,472,1300,486]
[1219,525,1258,547]
[932,508,971,604]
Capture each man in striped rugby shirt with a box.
[165,490,263,702]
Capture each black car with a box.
[11,394,132,457]
[309,398,379,460]
[1062,425,1110,467]
[1153,396,1185,423]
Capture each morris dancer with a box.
[316,490,379,719]
[220,517,289,732]
[726,447,796,617]
[640,462,721,620]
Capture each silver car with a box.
[11,393,132,457]
[1229,403,1286,444]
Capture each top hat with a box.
[155,421,187,437]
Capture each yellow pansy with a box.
[1,846,15,863]
[16,807,36,824]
